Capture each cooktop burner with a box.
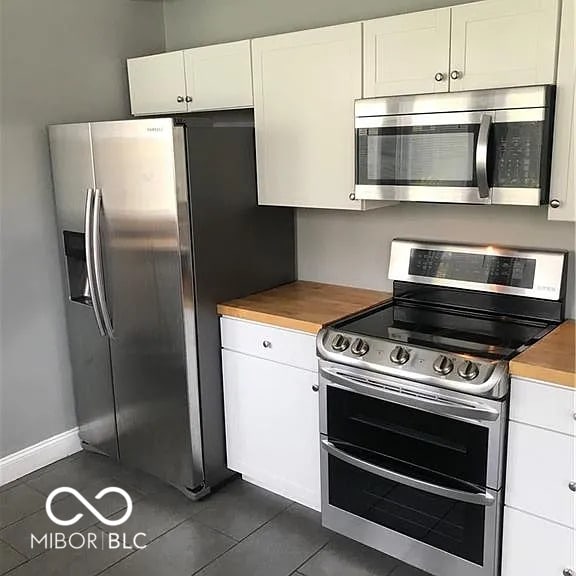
[337,300,555,361]
[317,240,567,399]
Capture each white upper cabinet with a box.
[450,0,560,92]
[549,0,575,221]
[364,9,451,97]
[252,23,382,210]
[183,40,253,112]
[363,0,560,98]
[127,52,187,116]
[127,41,253,116]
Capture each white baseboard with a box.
[0,428,81,487]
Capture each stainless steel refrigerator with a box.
[49,112,295,497]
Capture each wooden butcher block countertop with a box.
[510,320,576,389]
[217,281,392,334]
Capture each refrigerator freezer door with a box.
[48,124,118,458]
[90,119,201,491]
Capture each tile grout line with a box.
[92,499,214,576]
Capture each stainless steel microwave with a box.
[354,86,555,206]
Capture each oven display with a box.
[409,249,536,289]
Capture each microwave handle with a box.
[476,114,492,199]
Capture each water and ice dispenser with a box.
[63,231,91,305]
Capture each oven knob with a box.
[433,355,454,375]
[390,346,410,365]
[351,338,369,357]
[331,334,350,352]
[458,360,480,381]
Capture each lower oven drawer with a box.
[321,439,502,576]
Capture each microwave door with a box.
[355,111,492,204]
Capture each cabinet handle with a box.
[550,199,561,208]
[435,72,446,82]
[563,569,575,576]
[185,96,193,103]
[450,70,462,80]
[176,95,184,103]
[569,482,576,493]
[262,340,272,349]
[312,384,319,392]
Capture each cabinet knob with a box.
[349,193,356,201]
[450,70,462,80]
[435,72,446,82]
[262,340,272,349]
[185,96,193,103]
[550,199,561,208]
[176,96,185,103]
[312,384,319,392]
[563,569,575,576]
[569,481,576,493]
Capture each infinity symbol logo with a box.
[45,487,133,527]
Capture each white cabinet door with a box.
[549,0,576,222]
[506,421,575,528]
[450,0,560,92]
[222,349,321,510]
[127,52,187,116]
[363,9,450,97]
[252,23,378,210]
[184,40,253,112]
[502,507,575,576]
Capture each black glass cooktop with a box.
[336,301,556,361]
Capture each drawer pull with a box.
[569,482,576,493]
[563,569,575,576]
[262,340,272,349]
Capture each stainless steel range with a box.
[317,239,568,576]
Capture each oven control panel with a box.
[318,329,508,398]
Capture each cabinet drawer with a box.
[220,317,317,372]
[510,377,575,436]
[502,507,575,576]
[506,421,575,528]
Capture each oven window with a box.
[327,386,489,486]
[356,125,478,187]
[328,448,486,565]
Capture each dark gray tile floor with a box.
[0,452,431,576]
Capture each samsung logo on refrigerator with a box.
[146,127,163,133]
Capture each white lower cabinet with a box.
[222,347,321,510]
[502,507,575,576]
[503,377,576,576]
[506,421,575,529]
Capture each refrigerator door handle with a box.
[92,188,114,338]
[85,188,106,336]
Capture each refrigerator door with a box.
[90,119,201,490]
[48,124,118,458]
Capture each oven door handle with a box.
[321,439,495,507]
[320,367,500,422]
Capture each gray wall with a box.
[0,0,165,458]
[163,0,482,50]
[297,206,576,317]
[164,0,576,318]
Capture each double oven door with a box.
[319,360,506,576]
